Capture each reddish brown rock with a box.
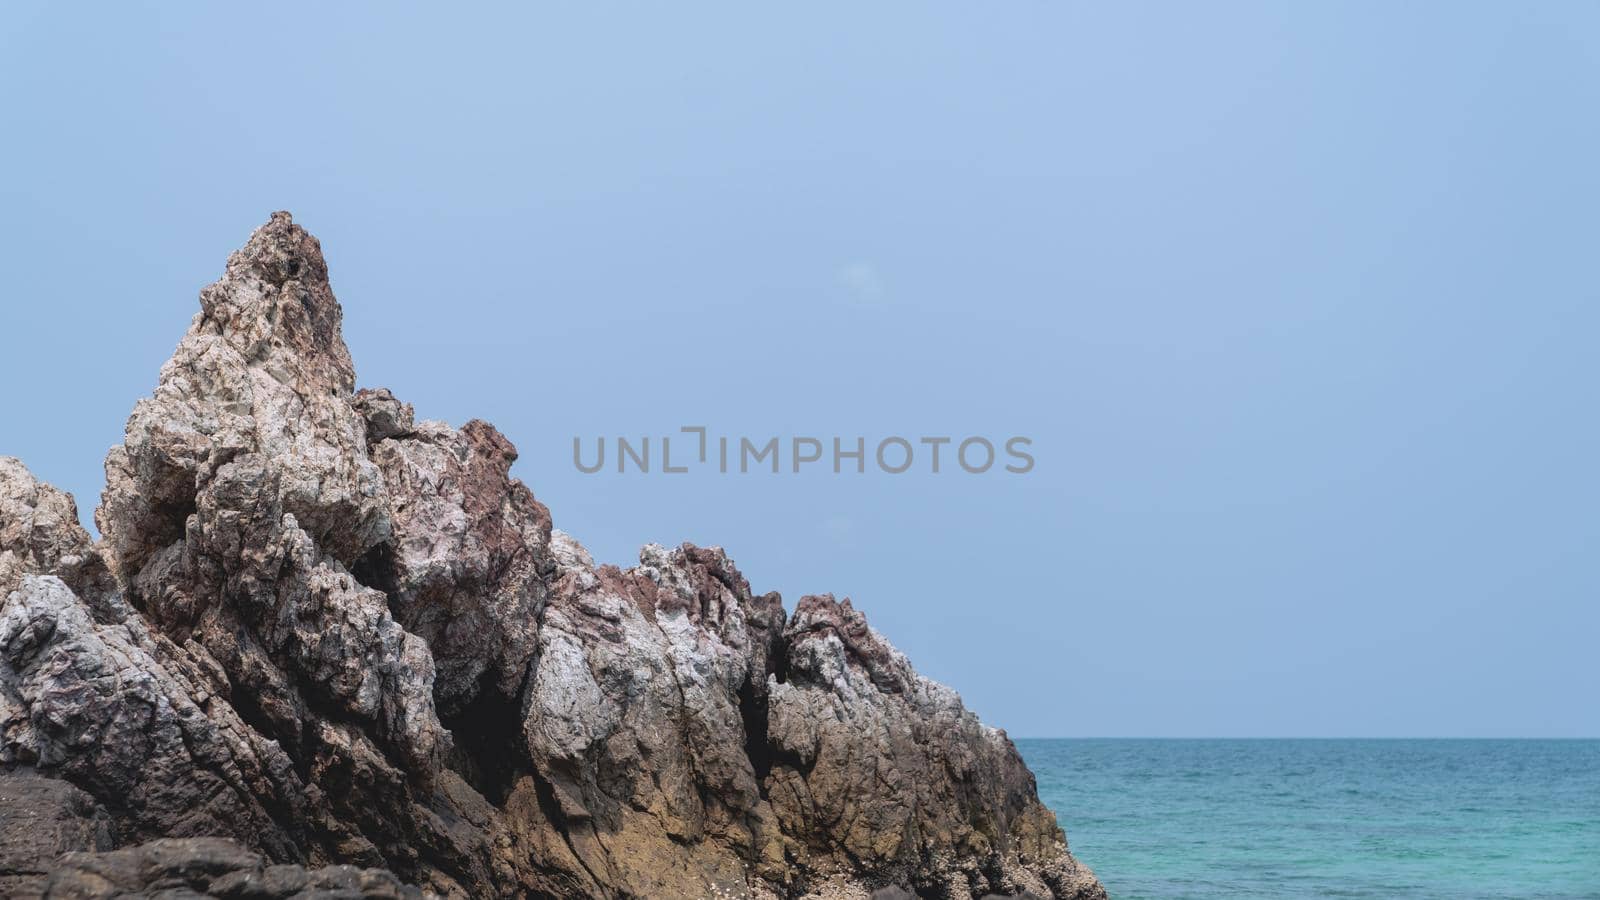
[365,418,553,717]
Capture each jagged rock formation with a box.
[0,214,1104,900]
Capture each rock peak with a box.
[196,210,353,394]
[97,213,387,576]
[227,211,325,289]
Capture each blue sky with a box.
[2,2,1596,737]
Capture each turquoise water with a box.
[1018,740,1599,899]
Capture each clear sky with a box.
[2,3,1596,738]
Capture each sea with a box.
[1017,739,1599,900]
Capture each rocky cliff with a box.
[0,213,1104,900]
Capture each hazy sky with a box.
[3,3,1596,737]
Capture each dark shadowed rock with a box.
[41,837,425,899]
[0,771,114,898]
[0,575,306,860]
[0,213,1104,900]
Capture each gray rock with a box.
[97,210,390,581]
[0,213,1105,900]
[0,575,306,861]
[765,595,1104,899]
[367,418,552,718]
[0,457,117,614]
[354,388,415,445]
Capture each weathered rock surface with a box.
[366,417,553,718]
[0,213,1104,900]
[40,837,425,899]
[0,458,117,612]
[0,575,306,860]
[0,771,114,897]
